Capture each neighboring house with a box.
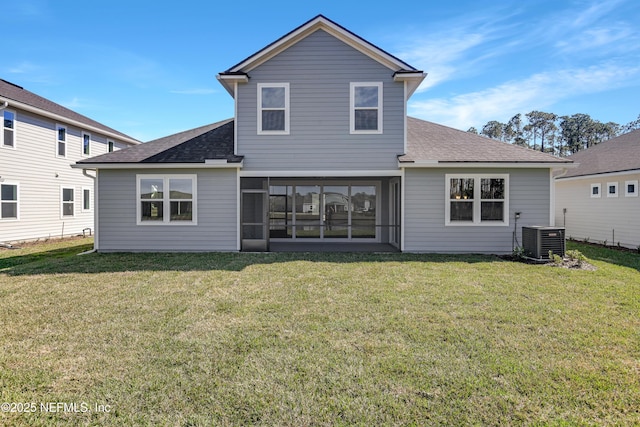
[0,79,139,243]
[555,129,640,249]
[74,15,571,253]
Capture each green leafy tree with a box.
[525,111,558,153]
[504,114,527,146]
[481,120,506,140]
[622,114,640,133]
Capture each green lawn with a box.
[1,239,638,426]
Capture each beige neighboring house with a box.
[0,79,139,244]
[555,129,640,249]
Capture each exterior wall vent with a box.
[522,226,566,260]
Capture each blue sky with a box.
[3,0,639,141]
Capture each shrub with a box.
[566,249,586,266]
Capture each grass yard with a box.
[0,238,638,426]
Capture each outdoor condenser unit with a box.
[522,226,566,260]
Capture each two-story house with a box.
[74,15,571,253]
[0,79,139,244]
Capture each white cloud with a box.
[409,63,640,130]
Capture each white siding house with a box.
[0,79,139,243]
[555,129,640,249]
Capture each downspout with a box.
[78,168,98,255]
[550,167,570,227]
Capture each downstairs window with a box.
[137,175,197,225]
[445,174,509,226]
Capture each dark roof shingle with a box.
[0,79,138,143]
[401,117,572,164]
[78,119,241,164]
[559,129,640,178]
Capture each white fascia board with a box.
[216,74,249,97]
[399,161,574,169]
[393,73,427,98]
[229,16,412,73]
[239,169,401,177]
[0,97,140,146]
[71,161,243,170]
[556,168,640,181]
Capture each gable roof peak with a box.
[220,14,420,75]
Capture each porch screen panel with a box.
[295,185,321,238]
[269,185,293,238]
[351,185,376,238]
[323,186,349,238]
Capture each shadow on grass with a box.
[2,245,503,276]
[567,241,640,272]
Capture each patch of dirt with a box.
[549,258,597,271]
[0,235,89,250]
[499,255,597,271]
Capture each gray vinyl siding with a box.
[236,29,405,171]
[555,173,640,248]
[97,169,238,252]
[403,168,551,253]
[0,108,135,243]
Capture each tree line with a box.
[468,112,640,156]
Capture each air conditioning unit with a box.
[522,226,566,260]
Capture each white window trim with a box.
[445,174,510,226]
[606,181,618,198]
[60,186,75,218]
[82,132,91,157]
[590,183,601,198]
[624,180,638,197]
[0,181,19,221]
[257,83,290,135]
[82,187,92,212]
[350,82,383,135]
[136,174,198,226]
[1,109,17,149]
[56,124,67,158]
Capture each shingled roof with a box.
[77,119,242,164]
[400,117,572,164]
[0,79,139,144]
[78,116,572,167]
[558,129,640,179]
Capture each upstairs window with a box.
[446,174,509,226]
[56,125,67,158]
[590,183,601,198]
[1,183,18,220]
[108,140,115,152]
[350,82,383,134]
[607,182,618,198]
[258,83,289,134]
[2,110,16,148]
[82,132,91,156]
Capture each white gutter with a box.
[399,161,576,169]
[0,101,8,110]
[0,97,140,146]
[556,168,639,182]
[71,161,244,170]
